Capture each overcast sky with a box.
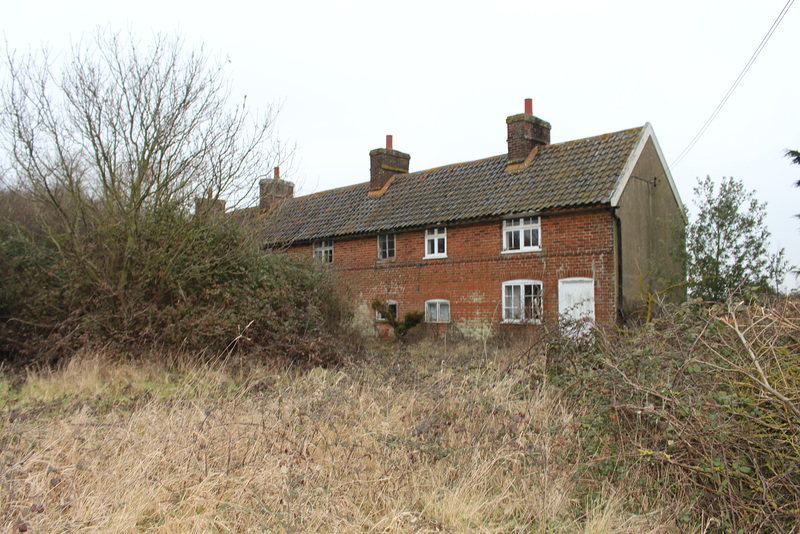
[4,0,800,286]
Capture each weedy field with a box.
[1,299,798,533]
[0,341,677,533]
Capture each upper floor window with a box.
[502,216,541,253]
[424,227,447,259]
[425,299,450,323]
[376,300,398,322]
[502,280,543,323]
[313,239,334,263]
[378,234,395,260]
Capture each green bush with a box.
[0,33,356,365]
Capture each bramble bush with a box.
[0,202,354,364]
[554,297,800,532]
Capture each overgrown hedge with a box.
[0,207,354,365]
[553,299,800,532]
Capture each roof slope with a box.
[266,126,646,243]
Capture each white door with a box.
[558,278,595,337]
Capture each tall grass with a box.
[0,344,676,533]
[6,297,794,532]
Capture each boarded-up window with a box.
[558,277,595,337]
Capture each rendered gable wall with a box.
[615,137,686,316]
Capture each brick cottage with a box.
[258,100,685,338]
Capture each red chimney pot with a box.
[274,167,279,179]
[525,98,533,115]
[386,135,393,150]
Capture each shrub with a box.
[0,33,356,365]
[0,206,355,365]
[371,299,423,338]
[556,298,800,532]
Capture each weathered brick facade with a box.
[289,208,618,337]
[262,100,685,337]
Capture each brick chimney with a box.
[369,135,410,191]
[259,167,294,211]
[194,192,226,218]
[506,98,551,164]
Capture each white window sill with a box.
[423,254,448,260]
[425,320,451,324]
[501,319,542,325]
[501,247,541,255]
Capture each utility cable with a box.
[671,0,794,168]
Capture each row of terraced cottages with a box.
[256,100,686,338]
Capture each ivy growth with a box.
[371,299,423,337]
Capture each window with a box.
[376,300,398,322]
[424,227,447,259]
[502,280,543,323]
[425,299,450,323]
[378,234,395,260]
[502,217,541,253]
[313,240,334,263]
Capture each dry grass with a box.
[0,343,678,533]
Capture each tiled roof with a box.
[265,126,645,243]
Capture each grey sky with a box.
[5,0,800,286]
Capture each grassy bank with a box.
[1,298,798,532]
[0,344,675,533]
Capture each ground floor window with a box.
[425,299,450,323]
[376,300,398,322]
[502,280,543,323]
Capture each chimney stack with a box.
[260,167,294,211]
[194,191,226,218]
[506,99,551,164]
[369,135,410,191]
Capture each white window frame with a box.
[501,216,541,254]
[376,300,398,322]
[424,227,447,259]
[378,234,395,261]
[313,239,334,263]
[425,299,450,323]
[502,279,543,324]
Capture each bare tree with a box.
[0,31,303,357]
[1,30,286,294]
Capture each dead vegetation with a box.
[2,297,798,533]
[0,342,677,533]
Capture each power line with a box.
[671,0,795,168]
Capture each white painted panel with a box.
[558,277,595,337]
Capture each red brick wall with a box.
[291,209,617,334]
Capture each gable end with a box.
[609,123,685,222]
